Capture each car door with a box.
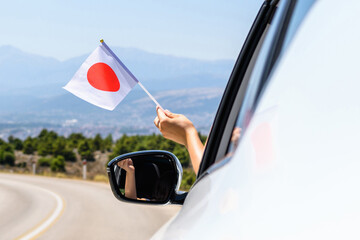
[151,0,317,239]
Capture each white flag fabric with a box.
[63,42,138,110]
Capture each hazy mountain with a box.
[0,45,234,97]
[0,45,235,139]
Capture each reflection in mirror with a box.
[112,154,177,203]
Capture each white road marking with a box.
[17,185,65,240]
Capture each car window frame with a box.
[196,0,315,181]
[197,0,281,178]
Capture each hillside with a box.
[0,45,235,140]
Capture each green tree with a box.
[47,131,58,141]
[0,142,15,166]
[0,141,13,152]
[0,149,4,164]
[38,129,49,139]
[52,137,66,156]
[180,168,196,191]
[159,138,176,152]
[109,135,138,160]
[38,129,58,141]
[50,156,66,172]
[104,134,113,151]
[12,138,23,150]
[8,135,15,144]
[38,157,52,167]
[61,149,76,162]
[78,140,94,161]
[36,129,59,156]
[2,152,15,166]
[93,134,104,152]
[67,133,85,149]
[37,142,53,156]
[23,137,35,154]
[173,144,190,167]
[51,137,76,161]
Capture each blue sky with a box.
[0,0,262,61]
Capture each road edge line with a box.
[15,187,65,240]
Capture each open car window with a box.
[197,0,279,177]
[225,0,315,158]
[198,0,316,178]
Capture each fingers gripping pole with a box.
[137,82,163,110]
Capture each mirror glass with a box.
[112,154,177,203]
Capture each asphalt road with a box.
[0,173,180,240]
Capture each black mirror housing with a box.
[107,150,187,205]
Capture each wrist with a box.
[184,126,198,149]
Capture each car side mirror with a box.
[107,150,187,205]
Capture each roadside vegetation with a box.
[0,129,206,191]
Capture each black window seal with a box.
[252,0,297,110]
[197,0,279,178]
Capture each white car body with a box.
[152,0,360,239]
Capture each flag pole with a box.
[137,82,163,109]
[100,39,163,110]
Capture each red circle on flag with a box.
[87,63,120,92]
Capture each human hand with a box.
[153,106,196,147]
[231,127,241,143]
[117,158,135,173]
[231,127,242,150]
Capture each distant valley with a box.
[0,45,236,140]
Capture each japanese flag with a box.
[63,41,138,111]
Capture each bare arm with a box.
[154,107,204,174]
[183,126,204,174]
[124,171,136,199]
[117,159,137,199]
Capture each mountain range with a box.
[0,45,236,139]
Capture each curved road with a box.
[0,173,180,240]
